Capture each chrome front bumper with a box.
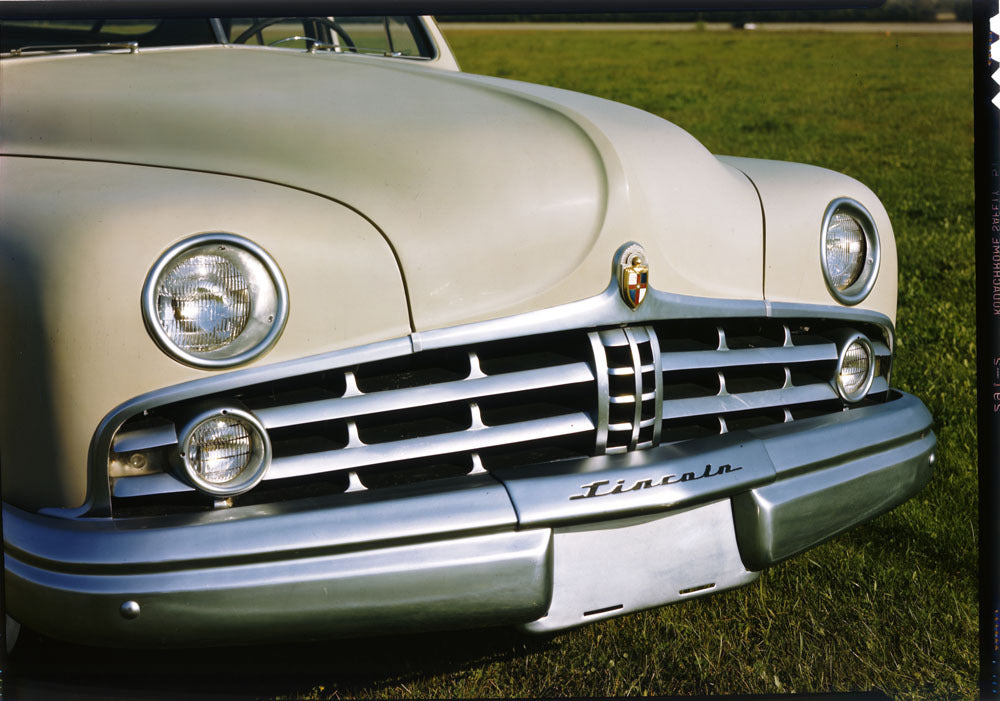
[3,391,934,646]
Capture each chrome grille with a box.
[106,317,892,515]
[592,326,662,454]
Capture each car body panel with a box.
[0,157,410,509]
[721,155,898,325]
[1,46,769,331]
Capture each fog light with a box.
[178,407,270,496]
[835,335,875,402]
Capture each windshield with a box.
[0,17,437,58]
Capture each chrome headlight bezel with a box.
[142,233,289,369]
[176,406,272,497]
[834,332,876,402]
[820,198,880,305]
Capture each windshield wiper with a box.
[9,41,138,56]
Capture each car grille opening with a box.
[106,316,893,517]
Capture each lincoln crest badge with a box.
[618,245,649,310]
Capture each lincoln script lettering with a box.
[569,463,743,500]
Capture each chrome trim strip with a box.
[869,376,889,394]
[412,283,765,353]
[767,301,892,332]
[11,42,139,56]
[659,343,837,372]
[662,384,839,420]
[111,423,177,453]
[113,472,192,498]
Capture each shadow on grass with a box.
[840,506,975,581]
[6,624,559,698]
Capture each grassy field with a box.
[8,27,976,701]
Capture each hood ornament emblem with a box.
[617,243,648,310]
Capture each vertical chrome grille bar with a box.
[623,327,644,451]
[647,325,663,447]
[588,331,610,454]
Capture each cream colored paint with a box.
[0,45,763,333]
[0,43,898,509]
[719,156,897,325]
[0,158,411,510]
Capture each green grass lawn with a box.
[310,28,974,699]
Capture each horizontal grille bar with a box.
[660,343,836,372]
[257,362,594,431]
[268,412,594,480]
[112,423,177,454]
[657,339,888,373]
[663,383,839,420]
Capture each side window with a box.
[387,17,422,57]
[332,16,433,58]
[332,17,392,54]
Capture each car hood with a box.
[0,46,763,331]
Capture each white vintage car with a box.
[0,15,935,647]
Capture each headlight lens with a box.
[825,212,866,290]
[821,198,880,305]
[835,335,875,402]
[157,251,251,352]
[178,407,271,496]
[143,234,288,368]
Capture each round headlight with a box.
[177,407,271,496]
[821,198,880,305]
[835,334,875,402]
[143,234,288,368]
